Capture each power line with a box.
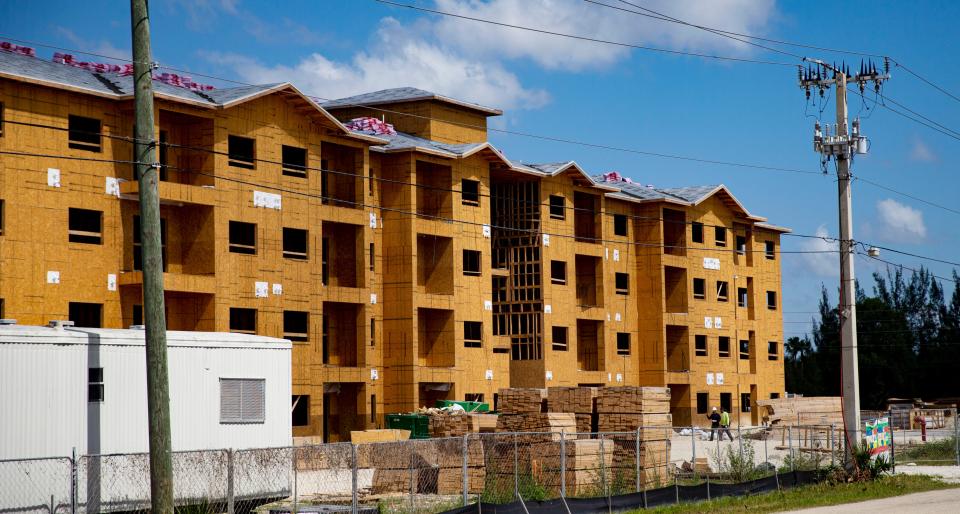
[858,251,957,284]
[4,34,957,226]
[370,0,799,66]
[889,58,960,106]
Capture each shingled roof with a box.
[321,87,503,116]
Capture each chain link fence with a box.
[4,417,957,513]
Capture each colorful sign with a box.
[865,417,892,455]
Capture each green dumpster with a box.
[385,413,431,439]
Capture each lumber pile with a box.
[529,439,613,496]
[496,413,577,441]
[366,438,487,495]
[350,429,410,444]
[596,387,673,487]
[548,387,597,435]
[757,396,842,426]
[470,413,498,433]
[428,414,473,438]
[498,388,545,414]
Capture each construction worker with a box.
[720,408,734,441]
[707,407,721,441]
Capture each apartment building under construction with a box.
[0,45,787,439]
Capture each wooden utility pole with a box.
[131,0,174,509]
[799,58,889,463]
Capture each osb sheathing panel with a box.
[326,100,488,145]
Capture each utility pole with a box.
[800,58,889,463]
[131,0,174,509]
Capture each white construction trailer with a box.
[0,321,292,512]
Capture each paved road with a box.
[784,488,960,513]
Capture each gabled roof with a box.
[525,162,619,191]
[321,86,503,116]
[601,177,768,222]
[0,50,384,144]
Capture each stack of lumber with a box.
[596,387,673,487]
[422,438,486,495]
[351,429,410,444]
[496,412,577,441]
[529,439,613,496]
[428,414,473,438]
[362,441,419,493]
[498,388,546,414]
[469,413,498,433]
[548,387,597,435]
[757,396,842,426]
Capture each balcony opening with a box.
[573,191,600,242]
[227,135,255,169]
[662,208,686,256]
[133,216,168,271]
[283,227,309,260]
[283,310,309,342]
[321,221,362,288]
[549,195,565,219]
[550,260,567,285]
[322,302,361,367]
[229,307,257,334]
[69,302,102,328]
[417,234,453,295]
[228,221,256,255]
[157,110,214,185]
[664,266,688,313]
[416,160,453,219]
[68,208,103,245]
[552,326,568,351]
[575,255,601,307]
[282,145,308,178]
[321,141,361,208]
[666,325,689,372]
[418,308,455,367]
[322,382,363,443]
[419,383,453,412]
[461,179,480,206]
[576,319,603,371]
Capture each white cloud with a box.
[208,18,549,111]
[910,138,937,162]
[876,199,926,243]
[432,0,777,71]
[800,225,838,277]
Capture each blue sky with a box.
[2,0,958,336]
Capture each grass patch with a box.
[897,437,958,466]
[624,474,956,514]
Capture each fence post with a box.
[409,445,414,511]
[634,427,641,493]
[763,430,769,468]
[599,434,607,499]
[293,447,298,514]
[462,434,469,506]
[70,447,77,514]
[788,426,795,472]
[829,425,835,468]
[513,433,519,500]
[888,410,896,474]
[352,444,359,514]
[560,431,567,498]
[690,425,696,480]
[737,426,744,468]
[226,449,235,514]
[955,408,959,466]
